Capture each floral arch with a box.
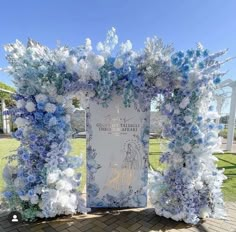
[2,28,228,224]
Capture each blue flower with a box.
[21,152,30,161]
[197,138,203,144]
[196,49,201,57]
[203,49,209,57]
[17,190,25,196]
[14,129,23,139]
[4,191,13,198]
[34,112,44,120]
[208,105,214,111]
[28,189,35,196]
[213,76,221,84]
[27,175,36,183]
[176,51,184,58]
[29,133,37,142]
[182,64,190,72]
[87,183,99,197]
[187,49,194,58]
[190,125,200,136]
[37,102,45,110]
[198,62,205,69]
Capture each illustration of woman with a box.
[122,143,140,170]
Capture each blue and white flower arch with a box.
[2,28,228,224]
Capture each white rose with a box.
[45,103,57,113]
[25,101,36,112]
[183,143,192,152]
[114,58,123,69]
[16,99,26,108]
[93,55,105,68]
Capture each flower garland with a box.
[2,28,229,223]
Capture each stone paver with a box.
[0,203,235,232]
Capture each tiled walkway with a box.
[0,202,235,232]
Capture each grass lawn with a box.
[0,137,235,201]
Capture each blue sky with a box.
[1,0,236,86]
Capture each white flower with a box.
[30,195,39,204]
[199,207,210,219]
[35,94,47,103]
[114,58,123,69]
[120,40,132,54]
[195,181,203,190]
[85,38,92,52]
[57,191,70,207]
[179,97,190,109]
[165,103,173,112]
[56,179,72,191]
[15,117,29,127]
[96,42,104,51]
[184,116,192,124]
[93,55,105,68]
[183,143,192,152]
[63,168,75,177]
[16,99,26,108]
[36,211,44,218]
[25,101,36,112]
[55,95,65,104]
[47,171,60,184]
[20,195,30,201]
[45,103,57,113]
[65,56,77,73]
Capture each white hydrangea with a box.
[47,171,60,184]
[93,55,105,68]
[65,56,77,73]
[25,101,36,112]
[55,95,65,104]
[195,181,203,190]
[35,94,47,103]
[45,103,57,113]
[16,99,26,108]
[63,168,75,177]
[15,117,29,127]
[56,179,73,191]
[114,58,123,69]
